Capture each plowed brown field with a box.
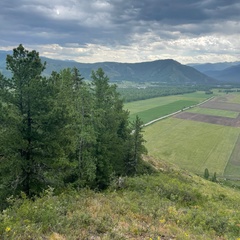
[174,97,240,127]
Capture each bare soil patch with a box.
[174,112,240,127]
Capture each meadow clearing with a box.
[126,91,240,179]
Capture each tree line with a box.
[118,86,208,102]
[0,45,148,209]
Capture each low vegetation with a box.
[1,159,240,239]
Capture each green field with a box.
[129,100,197,123]
[125,91,240,178]
[125,91,210,114]
[230,93,240,103]
[224,133,240,177]
[143,118,240,177]
[187,107,239,118]
[125,91,211,123]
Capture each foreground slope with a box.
[1,159,240,239]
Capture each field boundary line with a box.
[142,96,215,127]
[223,132,240,177]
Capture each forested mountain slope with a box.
[0,50,216,85]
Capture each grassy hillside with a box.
[1,159,240,239]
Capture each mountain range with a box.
[0,50,239,85]
[189,62,240,83]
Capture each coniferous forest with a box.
[0,45,148,209]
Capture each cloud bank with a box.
[0,0,239,63]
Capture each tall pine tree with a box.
[55,68,97,187]
[126,115,147,175]
[0,45,70,200]
[0,48,149,206]
[91,68,131,188]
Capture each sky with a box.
[0,0,239,64]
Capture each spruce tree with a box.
[91,68,131,188]
[56,68,97,187]
[126,115,147,175]
[212,172,217,182]
[0,45,70,200]
[204,168,210,179]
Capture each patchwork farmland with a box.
[175,96,240,127]
[126,92,240,179]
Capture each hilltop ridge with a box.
[0,50,216,85]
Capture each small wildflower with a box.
[159,219,166,224]
[5,227,11,232]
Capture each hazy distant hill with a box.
[189,62,240,83]
[0,50,216,85]
[209,64,240,82]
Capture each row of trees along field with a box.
[117,83,214,103]
[118,86,197,102]
[0,45,147,209]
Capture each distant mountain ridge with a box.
[0,50,216,85]
[189,62,240,83]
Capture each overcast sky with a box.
[0,0,239,64]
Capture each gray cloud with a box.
[0,0,239,63]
